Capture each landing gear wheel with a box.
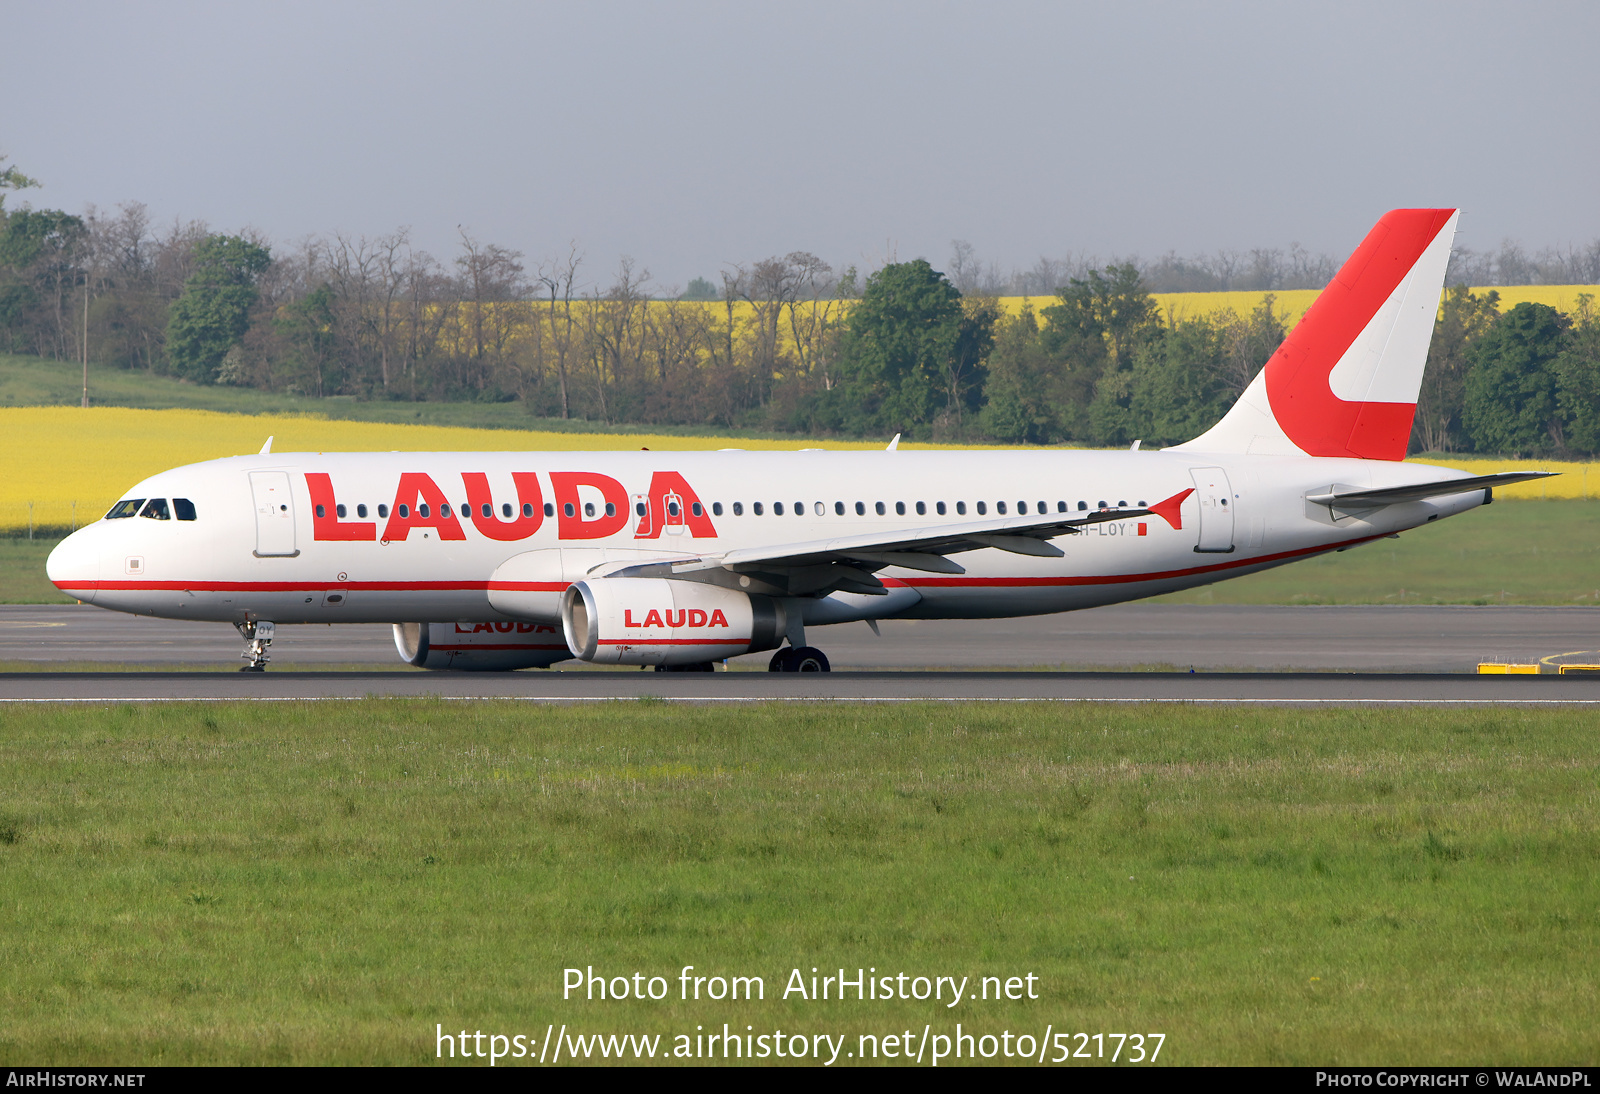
[790,646,830,672]
[769,647,830,673]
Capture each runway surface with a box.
[3,603,1598,673]
[2,602,1598,704]
[4,670,1600,704]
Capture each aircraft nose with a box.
[46,528,100,603]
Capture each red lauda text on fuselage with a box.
[623,608,730,629]
[307,470,716,544]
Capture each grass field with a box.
[0,352,820,440]
[1150,497,1600,606]
[6,499,1596,608]
[0,700,1595,1066]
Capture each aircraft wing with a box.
[701,505,1151,574]
[1306,471,1555,508]
[590,504,1160,598]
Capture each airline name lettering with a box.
[624,608,729,629]
[307,471,716,544]
[457,622,558,634]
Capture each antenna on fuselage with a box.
[259,436,273,455]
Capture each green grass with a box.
[0,538,72,604]
[0,352,830,440]
[1150,498,1600,605]
[0,700,1595,1065]
[9,499,1599,608]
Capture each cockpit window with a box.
[140,498,171,520]
[173,498,197,521]
[106,499,145,519]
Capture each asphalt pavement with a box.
[2,603,1595,672]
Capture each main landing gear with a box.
[766,614,830,672]
[235,620,276,671]
[769,646,830,673]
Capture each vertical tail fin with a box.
[1172,208,1459,460]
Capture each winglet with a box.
[1148,488,1193,530]
[886,433,901,452]
[259,436,274,455]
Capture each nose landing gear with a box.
[235,620,276,671]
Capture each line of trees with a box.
[2,153,1599,454]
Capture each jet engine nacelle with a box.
[394,621,571,671]
[561,578,787,666]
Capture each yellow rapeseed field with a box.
[0,407,982,530]
[998,286,1597,328]
[2,407,1589,533]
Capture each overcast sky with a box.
[6,0,1598,289]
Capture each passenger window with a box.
[834,501,845,515]
[997,501,1007,515]
[753,502,764,516]
[139,498,171,520]
[173,498,197,521]
[564,503,575,518]
[795,502,804,516]
[378,504,389,518]
[1117,500,1128,507]
[521,503,533,518]
[544,503,555,517]
[855,502,865,516]
[1137,500,1147,508]
[1077,501,1088,511]
[692,502,703,517]
[956,501,966,515]
[315,505,326,519]
[977,501,987,515]
[439,504,451,518]
[584,502,596,518]
[106,499,145,519]
[893,502,905,515]
[605,502,616,518]
[774,502,784,516]
[1037,501,1047,513]
[732,502,743,516]
[667,500,680,517]
[334,503,346,518]
[936,501,946,515]
[398,504,411,518]
[1057,501,1067,513]
[357,504,368,518]
[875,502,885,516]
[1098,500,1108,509]
[1016,501,1027,515]
[713,502,724,516]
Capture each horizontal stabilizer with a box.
[1306,472,1555,508]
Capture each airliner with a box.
[46,209,1547,672]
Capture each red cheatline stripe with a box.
[597,637,750,646]
[430,643,568,652]
[52,579,568,593]
[52,536,1384,596]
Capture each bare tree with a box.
[537,245,582,419]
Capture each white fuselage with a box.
[46,448,1484,628]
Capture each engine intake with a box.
[562,578,786,666]
[394,621,570,671]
